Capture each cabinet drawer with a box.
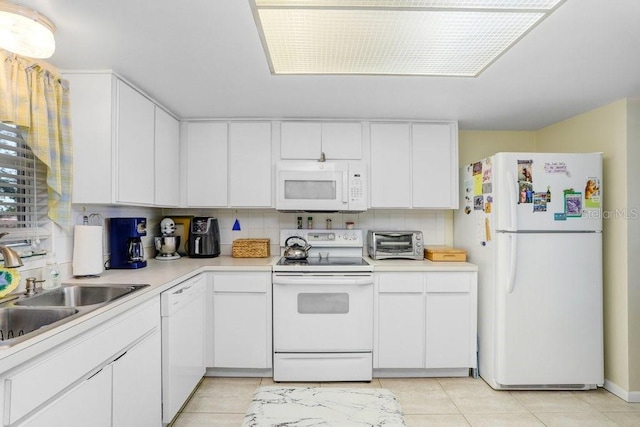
[426,273,471,293]
[4,298,160,424]
[212,273,269,293]
[378,273,424,293]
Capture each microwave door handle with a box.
[342,171,348,203]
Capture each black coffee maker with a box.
[188,217,220,258]
[109,217,147,269]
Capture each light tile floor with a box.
[171,377,640,426]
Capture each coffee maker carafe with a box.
[109,217,147,269]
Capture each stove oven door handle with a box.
[272,276,373,286]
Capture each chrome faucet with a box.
[0,233,23,268]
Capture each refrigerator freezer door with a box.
[494,152,603,232]
[494,232,603,387]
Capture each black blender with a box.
[108,217,147,269]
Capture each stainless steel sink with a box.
[0,283,149,348]
[0,307,79,345]
[14,284,148,307]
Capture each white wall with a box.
[536,98,638,400]
[627,99,640,392]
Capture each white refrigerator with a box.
[454,152,604,390]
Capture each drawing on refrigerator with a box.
[454,152,604,390]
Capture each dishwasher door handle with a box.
[172,284,192,295]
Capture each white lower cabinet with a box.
[425,272,477,369]
[21,365,112,427]
[21,335,159,427]
[207,272,272,370]
[375,271,477,375]
[1,298,161,426]
[376,273,425,369]
[113,329,162,427]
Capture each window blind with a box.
[0,122,50,244]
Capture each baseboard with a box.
[373,368,471,378]
[603,379,640,403]
[206,367,273,377]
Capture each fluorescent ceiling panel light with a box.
[250,0,566,76]
[0,1,56,59]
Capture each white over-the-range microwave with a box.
[276,160,367,211]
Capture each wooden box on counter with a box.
[425,246,467,262]
[232,238,271,258]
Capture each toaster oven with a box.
[367,231,424,260]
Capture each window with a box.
[0,122,49,248]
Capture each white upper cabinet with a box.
[281,121,362,160]
[228,122,272,207]
[185,122,228,207]
[65,72,180,206]
[66,73,114,204]
[412,123,459,209]
[280,122,320,159]
[66,74,458,211]
[370,123,412,208]
[154,107,180,206]
[184,121,273,208]
[116,80,155,205]
[370,121,459,209]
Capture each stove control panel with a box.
[280,229,363,247]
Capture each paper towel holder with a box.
[72,224,105,277]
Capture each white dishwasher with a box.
[161,274,206,425]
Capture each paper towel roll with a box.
[72,225,104,276]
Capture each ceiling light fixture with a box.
[249,0,566,77]
[0,0,55,59]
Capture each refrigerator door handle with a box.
[507,233,518,293]
[506,171,518,232]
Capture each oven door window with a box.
[298,293,349,314]
[284,180,336,200]
[376,234,413,253]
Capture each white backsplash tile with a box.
[44,207,449,277]
[162,208,448,255]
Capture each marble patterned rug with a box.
[242,386,407,426]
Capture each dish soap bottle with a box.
[42,255,61,290]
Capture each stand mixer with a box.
[155,218,181,260]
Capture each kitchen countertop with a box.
[0,255,476,370]
[365,257,478,272]
[0,256,278,370]
[66,255,279,288]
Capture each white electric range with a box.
[272,229,374,382]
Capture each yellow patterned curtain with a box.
[0,49,73,230]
